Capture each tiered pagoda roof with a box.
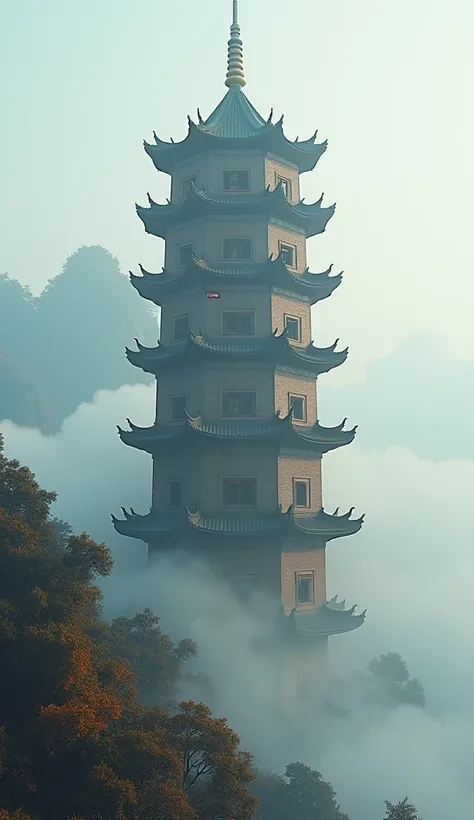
[144,88,327,176]
[111,505,364,544]
[126,329,348,377]
[136,183,335,240]
[285,601,367,639]
[130,254,343,306]
[118,412,356,456]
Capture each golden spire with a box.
[225,0,246,89]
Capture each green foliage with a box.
[254,762,349,820]
[369,653,426,709]
[384,797,420,819]
[105,608,197,708]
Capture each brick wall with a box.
[171,152,266,201]
[152,453,201,511]
[156,369,204,423]
[281,548,326,614]
[264,157,300,203]
[200,362,275,419]
[274,373,318,425]
[160,286,272,344]
[165,215,270,269]
[271,293,312,346]
[278,455,322,512]
[267,224,307,271]
[199,448,278,511]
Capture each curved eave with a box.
[125,332,348,377]
[292,603,367,638]
[112,506,364,543]
[143,117,327,175]
[112,507,291,541]
[136,185,335,240]
[287,341,348,375]
[118,414,356,455]
[293,508,365,541]
[130,256,343,307]
[293,420,357,453]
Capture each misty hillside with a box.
[0,246,158,432]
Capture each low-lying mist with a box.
[2,380,473,819]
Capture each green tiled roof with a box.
[143,90,327,175]
[201,88,268,138]
[130,255,342,308]
[187,508,287,535]
[111,505,364,542]
[118,413,356,455]
[126,330,347,377]
[136,183,335,240]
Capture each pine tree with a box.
[384,797,420,820]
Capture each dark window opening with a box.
[285,315,301,341]
[172,314,190,342]
[289,394,307,422]
[167,480,182,509]
[223,478,257,508]
[222,238,252,261]
[223,171,250,191]
[277,176,292,199]
[170,395,187,421]
[177,243,193,267]
[222,391,256,417]
[296,572,314,605]
[294,480,310,508]
[279,242,297,268]
[222,311,254,336]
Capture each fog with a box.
[2,354,473,819]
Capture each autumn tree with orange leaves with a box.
[0,434,256,820]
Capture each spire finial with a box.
[225,0,246,89]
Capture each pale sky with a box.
[2,0,474,381]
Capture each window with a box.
[222,391,256,417]
[170,395,187,421]
[293,479,310,508]
[177,243,193,267]
[296,572,314,605]
[182,176,196,197]
[285,314,302,342]
[289,394,307,422]
[167,480,182,509]
[172,314,190,342]
[276,175,292,200]
[222,311,254,336]
[223,478,257,508]
[222,238,252,261]
[222,171,251,191]
[279,242,297,268]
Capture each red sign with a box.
[207,292,221,299]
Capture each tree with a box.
[384,797,420,819]
[369,653,426,709]
[0,276,55,432]
[105,608,197,708]
[254,762,348,820]
[169,701,256,820]
[0,435,255,820]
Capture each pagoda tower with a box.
[113,1,366,703]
